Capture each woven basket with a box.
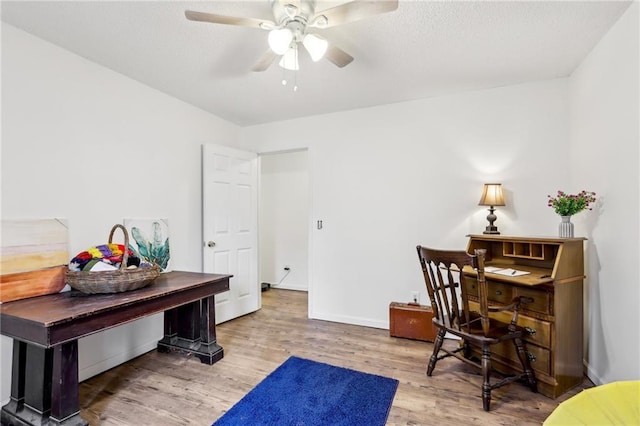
[66,224,161,294]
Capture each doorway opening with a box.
[258,149,309,293]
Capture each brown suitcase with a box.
[389,302,437,342]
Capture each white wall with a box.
[1,25,242,404]
[243,78,571,328]
[568,2,639,384]
[259,150,309,291]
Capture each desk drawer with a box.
[465,278,513,305]
[468,301,551,348]
[491,341,551,376]
[515,286,552,315]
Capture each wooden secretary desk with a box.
[464,234,585,399]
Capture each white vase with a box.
[559,216,574,238]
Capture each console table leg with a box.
[157,302,200,352]
[197,295,223,365]
[156,297,223,365]
[1,341,87,426]
[157,308,179,352]
[24,344,53,419]
[50,340,86,425]
[1,340,26,424]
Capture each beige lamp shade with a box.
[478,183,506,206]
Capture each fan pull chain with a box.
[282,60,287,86]
[293,47,299,92]
[280,69,299,93]
[279,44,299,92]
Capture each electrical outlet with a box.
[411,291,420,304]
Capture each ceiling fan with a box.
[185,0,399,72]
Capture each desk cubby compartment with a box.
[503,242,546,260]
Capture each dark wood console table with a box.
[0,271,231,426]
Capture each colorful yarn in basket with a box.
[69,244,140,272]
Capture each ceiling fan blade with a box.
[325,44,354,68]
[311,0,398,28]
[185,10,275,29]
[252,50,278,72]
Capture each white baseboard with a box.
[585,360,603,386]
[309,310,387,330]
[270,283,308,291]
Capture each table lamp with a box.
[478,183,505,234]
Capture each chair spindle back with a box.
[416,246,488,335]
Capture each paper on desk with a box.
[485,267,530,276]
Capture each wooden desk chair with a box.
[416,246,537,411]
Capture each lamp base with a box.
[483,207,500,234]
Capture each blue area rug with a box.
[213,356,399,426]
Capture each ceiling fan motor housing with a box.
[272,0,316,26]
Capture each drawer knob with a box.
[524,326,537,335]
[495,290,502,296]
[526,352,536,362]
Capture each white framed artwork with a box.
[123,218,171,272]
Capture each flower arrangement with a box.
[547,190,596,217]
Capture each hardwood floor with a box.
[79,289,592,425]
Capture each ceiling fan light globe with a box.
[302,34,328,62]
[268,28,293,55]
[278,46,299,71]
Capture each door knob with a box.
[207,241,216,248]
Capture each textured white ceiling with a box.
[1,1,632,126]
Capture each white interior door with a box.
[202,144,259,324]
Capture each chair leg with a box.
[427,327,446,376]
[462,340,472,359]
[481,345,492,411]
[513,337,537,392]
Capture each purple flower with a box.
[547,190,596,216]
